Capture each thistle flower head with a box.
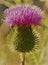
[4,5,42,26]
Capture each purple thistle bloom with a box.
[4,5,42,26]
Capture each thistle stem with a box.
[20,53,26,65]
[22,53,25,65]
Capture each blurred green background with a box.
[0,0,48,65]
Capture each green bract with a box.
[7,26,38,52]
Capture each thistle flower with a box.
[6,5,42,52]
[4,5,42,26]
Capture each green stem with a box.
[20,53,26,65]
[22,53,25,65]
